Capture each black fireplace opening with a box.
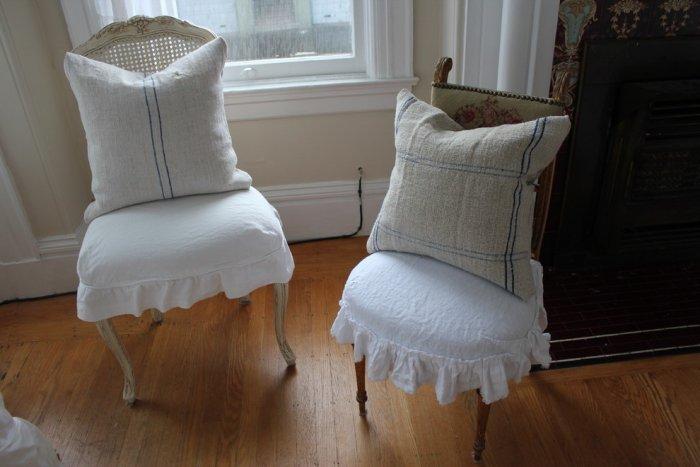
[594,79,700,261]
[555,37,700,268]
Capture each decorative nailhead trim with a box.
[432,82,565,107]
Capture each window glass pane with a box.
[175,0,353,62]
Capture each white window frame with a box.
[60,0,417,121]
[222,0,366,83]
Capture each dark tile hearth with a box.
[543,262,700,367]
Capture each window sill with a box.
[223,75,419,121]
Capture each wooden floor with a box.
[1,237,698,466]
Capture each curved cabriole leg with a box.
[472,389,491,463]
[273,283,295,366]
[149,308,164,324]
[95,319,136,406]
[239,294,252,306]
[354,356,368,416]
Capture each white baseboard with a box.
[0,234,82,301]
[0,179,388,301]
[260,178,388,242]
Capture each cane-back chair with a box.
[72,16,295,406]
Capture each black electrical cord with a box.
[288,167,364,245]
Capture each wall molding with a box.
[37,234,82,258]
[0,179,389,301]
[0,2,73,232]
[0,144,39,264]
[261,178,388,241]
[0,235,81,302]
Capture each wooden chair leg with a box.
[273,283,295,366]
[354,356,368,416]
[239,294,252,306]
[472,389,491,463]
[149,308,164,324]
[95,319,136,406]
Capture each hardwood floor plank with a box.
[649,369,700,466]
[0,237,698,466]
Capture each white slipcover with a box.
[331,252,551,405]
[77,188,294,322]
[0,394,59,467]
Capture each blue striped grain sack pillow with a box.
[64,37,251,222]
[368,90,570,300]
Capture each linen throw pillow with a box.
[64,37,251,222]
[368,90,571,300]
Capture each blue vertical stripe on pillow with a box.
[395,95,417,134]
[150,77,174,198]
[504,117,546,293]
[142,80,166,199]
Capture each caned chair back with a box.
[71,15,215,74]
[431,57,566,260]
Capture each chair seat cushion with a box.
[77,188,293,321]
[331,252,551,405]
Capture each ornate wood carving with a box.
[433,57,453,84]
[71,15,215,73]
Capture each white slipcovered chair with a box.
[72,16,295,406]
[331,58,565,462]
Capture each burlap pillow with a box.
[368,90,571,300]
[65,37,251,222]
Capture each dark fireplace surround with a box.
[554,37,700,267]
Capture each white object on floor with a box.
[0,394,60,466]
[77,188,294,322]
[331,252,550,405]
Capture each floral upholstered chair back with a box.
[431,57,566,259]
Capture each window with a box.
[175,0,364,82]
[61,0,415,120]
